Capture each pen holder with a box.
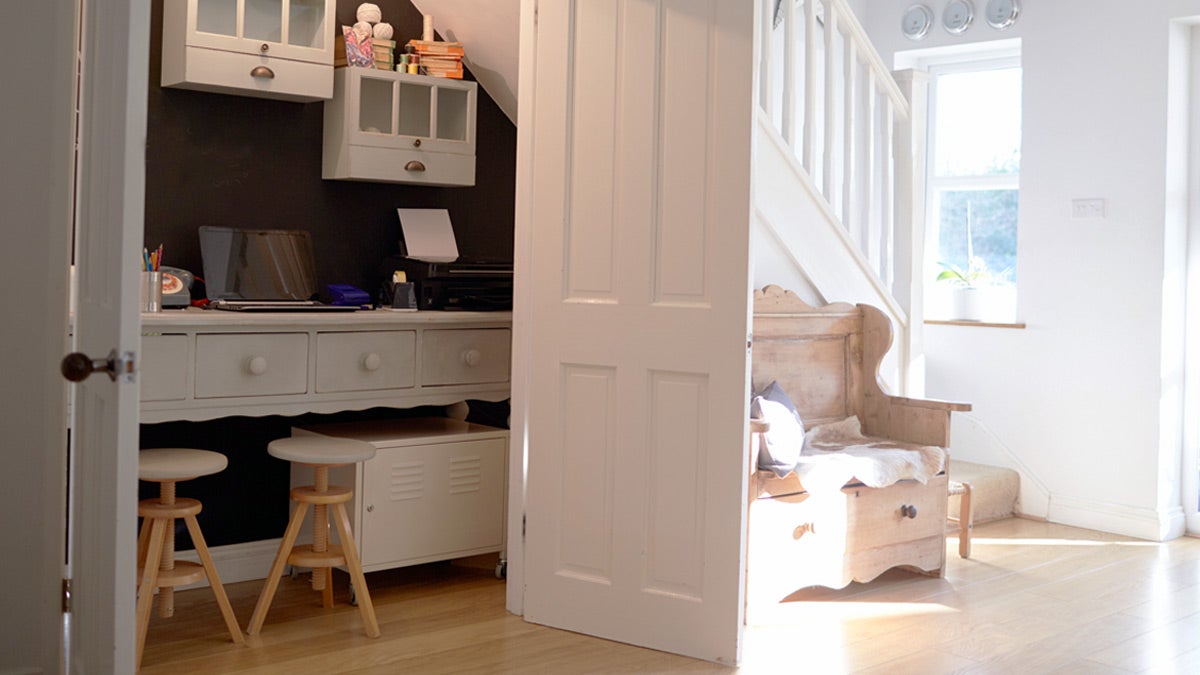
[391,282,417,310]
[141,270,163,313]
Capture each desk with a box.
[138,308,513,581]
[140,308,512,423]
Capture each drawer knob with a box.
[362,352,382,371]
[366,504,374,513]
[462,348,482,367]
[404,160,426,172]
[250,65,275,79]
[246,356,269,376]
[900,504,918,519]
[260,42,270,53]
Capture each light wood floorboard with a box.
[141,519,1200,674]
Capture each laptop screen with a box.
[199,226,319,301]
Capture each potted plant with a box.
[935,257,1010,321]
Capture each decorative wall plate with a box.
[901,4,934,41]
[942,0,975,35]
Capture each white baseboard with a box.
[170,538,282,590]
[1047,496,1185,542]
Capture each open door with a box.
[516,0,755,664]
[0,0,148,670]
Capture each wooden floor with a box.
[141,518,1200,674]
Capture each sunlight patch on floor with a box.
[972,537,1159,547]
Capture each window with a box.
[925,57,1021,322]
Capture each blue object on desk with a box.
[327,284,371,306]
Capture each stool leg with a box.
[136,518,167,669]
[183,514,244,645]
[158,481,177,619]
[248,500,311,635]
[332,502,379,638]
[136,516,153,577]
[311,466,331,606]
[959,482,974,559]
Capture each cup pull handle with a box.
[250,66,275,79]
[404,160,426,172]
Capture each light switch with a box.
[1071,198,1106,219]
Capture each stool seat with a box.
[268,436,376,465]
[139,448,227,481]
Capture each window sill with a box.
[925,319,1026,329]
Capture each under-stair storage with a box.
[161,0,336,101]
[322,68,478,186]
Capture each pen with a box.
[143,248,151,272]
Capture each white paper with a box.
[397,208,459,263]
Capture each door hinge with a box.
[62,577,72,613]
[522,514,527,538]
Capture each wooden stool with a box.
[136,448,243,668]
[248,436,380,638]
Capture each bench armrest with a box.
[864,393,971,448]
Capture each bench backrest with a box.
[751,285,893,431]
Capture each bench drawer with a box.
[140,334,189,402]
[843,474,948,551]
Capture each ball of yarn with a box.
[352,21,372,41]
[372,22,394,40]
[356,3,382,24]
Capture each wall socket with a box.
[1071,198,1106,219]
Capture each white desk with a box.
[140,308,512,423]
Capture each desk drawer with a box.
[194,333,308,398]
[421,329,511,386]
[140,334,188,402]
[315,330,416,393]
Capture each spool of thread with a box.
[407,63,419,75]
[422,14,434,42]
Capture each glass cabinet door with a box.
[358,77,395,136]
[243,0,284,44]
[436,88,469,142]
[288,0,326,50]
[195,0,238,38]
[397,82,433,139]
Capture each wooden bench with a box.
[746,285,971,617]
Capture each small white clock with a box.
[942,0,975,35]
[901,4,933,41]
[985,0,1020,30]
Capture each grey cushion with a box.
[750,380,805,477]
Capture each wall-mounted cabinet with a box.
[322,68,478,186]
[162,0,335,102]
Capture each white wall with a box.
[855,1,1200,540]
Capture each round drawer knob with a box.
[246,356,268,376]
[260,42,270,53]
[462,349,482,367]
[362,352,382,371]
[900,504,918,519]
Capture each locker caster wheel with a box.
[496,560,507,579]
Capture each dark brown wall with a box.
[140,1,515,547]
[145,0,516,299]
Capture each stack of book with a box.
[405,39,464,79]
[373,38,396,70]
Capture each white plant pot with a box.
[949,287,985,321]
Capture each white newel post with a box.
[891,69,929,397]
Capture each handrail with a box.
[827,0,909,119]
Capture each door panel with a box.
[520,0,755,664]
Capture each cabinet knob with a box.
[404,160,426,172]
[366,504,374,513]
[412,139,422,148]
[462,349,482,367]
[260,42,270,53]
[246,356,269,376]
[362,352,382,371]
[250,65,275,79]
[900,504,918,519]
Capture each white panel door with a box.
[68,0,150,670]
[0,0,148,670]
[519,0,755,664]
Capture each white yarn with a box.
[356,3,382,24]
[352,21,372,41]
[372,22,394,40]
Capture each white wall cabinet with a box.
[162,0,336,102]
[323,68,478,186]
[290,418,508,573]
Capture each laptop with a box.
[199,226,358,312]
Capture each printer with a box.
[388,208,513,311]
[382,255,513,311]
